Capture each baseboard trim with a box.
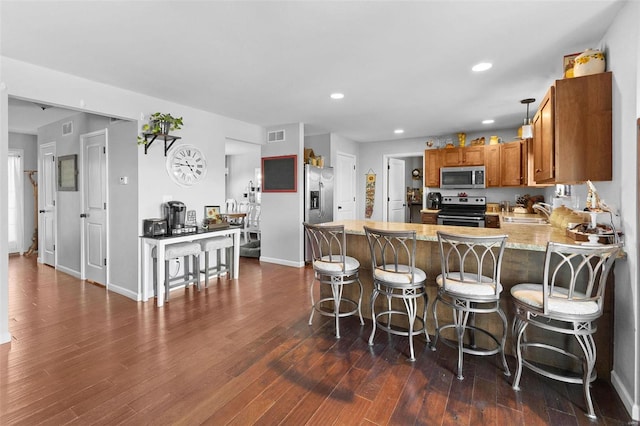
[259,256,304,268]
[611,369,639,420]
[0,331,12,345]
[56,264,81,278]
[107,282,139,301]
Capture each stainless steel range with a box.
[437,196,487,228]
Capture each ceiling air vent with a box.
[62,121,73,136]
[267,129,285,143]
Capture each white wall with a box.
[602,1,640,419]
[260,123,304,267]
[226,150,261,205]
[8,132,37,251]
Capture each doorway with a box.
[7,149,24,254]
[382,152,424,222]
[80,129,108,286]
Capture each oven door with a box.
[437,214,485,228]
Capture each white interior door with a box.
[387,158,406,222]
[81,130,107,285]
[39,142,56,266]
[335,152,356,221]
[7,150,24,254]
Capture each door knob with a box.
[80,213,87,218]
[338,206,342,210]
[39,210,45,213]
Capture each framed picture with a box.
[563,52,581,78]
[262,154,297,192]
[57,154,78,191]
[204,205,221,219]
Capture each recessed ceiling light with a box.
[394,129,404,134]
[330,93,344,100]
[482,119,495,124]
[472,62,492,72]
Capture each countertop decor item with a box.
[573,48,605,77]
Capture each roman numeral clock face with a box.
[166,144,207,187]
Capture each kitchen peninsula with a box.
[327,219,617,378]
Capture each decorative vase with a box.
[573,48,605,77]
[458,133,466,147]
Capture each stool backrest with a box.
[437,231,508,297]
[303,223,347,272]
[364,226,417,281]
[225,198,237,213]
[541,242,620,317]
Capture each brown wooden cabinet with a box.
[441,146,485,167]
[500,140,526,186]
[424,149,441,187]
[533,72,612,184]
[485,214,500,228]
[485,144,500,187]
[421,212,438,224]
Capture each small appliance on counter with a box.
[143,218,168,237]
[163,201,197,235]
[426,192,442,209]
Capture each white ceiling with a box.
[1,0,625,144]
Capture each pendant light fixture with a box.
[520,98,535,139]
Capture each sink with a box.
[502,216,549,225]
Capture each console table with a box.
[140,227,241,307]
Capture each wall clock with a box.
[411,168,421,180]
[166,144,207,186]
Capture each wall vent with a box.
[267,129,285,143]
[62,121,73,136]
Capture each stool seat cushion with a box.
[200,236,233,251]
[436,272,502,296]
[313,255,359,273]
[511,283,598,315]
[373,264,426,285]
[152,242,201,259]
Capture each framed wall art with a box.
[57,154,78,191]
[262,154,297,192]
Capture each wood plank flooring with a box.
[1,255,636,425]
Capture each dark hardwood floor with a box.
[1,255,636,425]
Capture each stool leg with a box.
[164,259,170,303]
[216,248,222,276]
[153,258,157,298]
[193,254,201,291]
[204,250,210,287]
[183,255,190,288]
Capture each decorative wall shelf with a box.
[142,133,181,156]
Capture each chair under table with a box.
[152,241,201,303]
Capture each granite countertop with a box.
[327,219,569,252]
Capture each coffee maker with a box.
[164,201,188,234]
[427,192,442,209]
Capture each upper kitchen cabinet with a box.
[486,140,527,187]
[441,145,485,167]
[424,149,441,187]
[532,72,612,184]
[485,144,500,187]
[501,140,526,186]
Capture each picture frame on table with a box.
[563,52,581,78]
[205,205,221,219]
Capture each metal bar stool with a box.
[199,236,234,286]
[363,226,429,361]
[152,242,201,303]
[303,223,364,339]
[431,231,510,380]
[511,242,620,419]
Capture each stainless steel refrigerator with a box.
[304,164,334,260]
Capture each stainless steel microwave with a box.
[440,166,486,189]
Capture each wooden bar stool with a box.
[199,236,234,286]
[152,242,201,303]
